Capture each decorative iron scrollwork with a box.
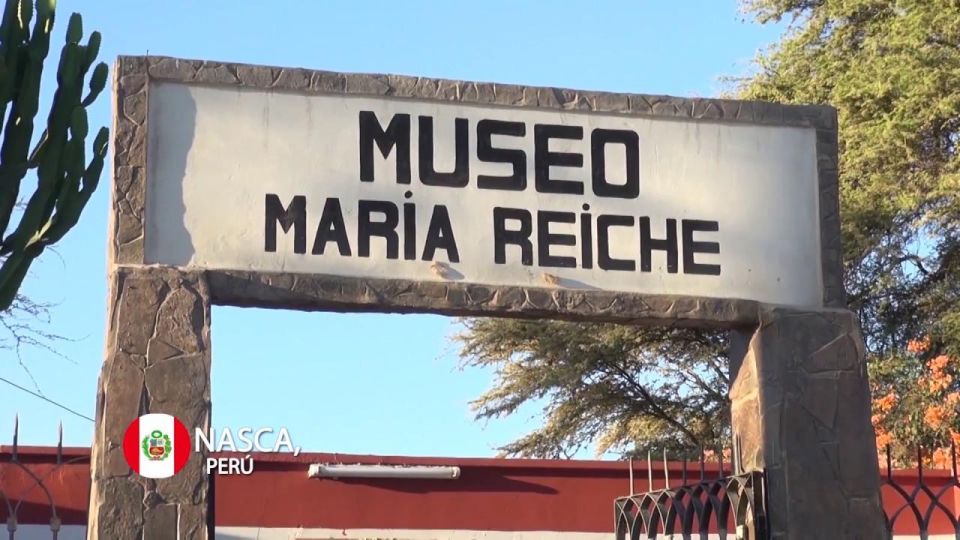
[614,449,767,540]
[0,417,89,540]
[881,444,959,539]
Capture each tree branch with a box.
[599,358,702,447]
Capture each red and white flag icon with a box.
[122,414,191,479]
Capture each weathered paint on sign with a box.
[144,81,821,307]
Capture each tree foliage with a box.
[457,0,960,458]
[871,337,959,468]
[739,0,960,358]
[457,319,728,458]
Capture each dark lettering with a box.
[682,219,721,275]
[403,202,416,260]
[580,212,593,269]
[597,215,635,271]
[493,207,533,265]
[639,217,678,273]
[477,119,527,191]
[534,124,584,195]
[419,116,469,187]
[359,111,411,184]
[358,200,399,259]
[422,205,460,262]
[311,198,351,256]
[591,129,640,199]
[537,211,577,268]
[264,194,306,254]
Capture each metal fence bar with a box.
[614,449,767,540]
[881,443,960,539]
[1,417,90,539]
[617,444,960,540]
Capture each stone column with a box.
[87,267,212,540]
[729,307,885,539]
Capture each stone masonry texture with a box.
[729,307,886,539]
[87,267,211,539]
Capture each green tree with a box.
[457,0,960,458]
[0,0,108,314]
[458,320,728,458]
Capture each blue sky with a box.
[2,1,785,457]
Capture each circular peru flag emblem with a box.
[123,414,191,478]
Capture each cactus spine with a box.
[0,0,108,310]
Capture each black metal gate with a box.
[614,448,767,540]
[880,444,960,539]
[1,419,89,539]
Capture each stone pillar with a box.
[87,267,212,540]
[729,307,885,539]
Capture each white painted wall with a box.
[145,83,823,307]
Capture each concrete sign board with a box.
[110,57,845,325]
[144,83,825,308]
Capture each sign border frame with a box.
[110,55,842,327]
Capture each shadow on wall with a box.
[145,81,197,266]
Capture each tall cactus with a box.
[0,0,108,311]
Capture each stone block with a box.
[143,504,177,540]
[236,64,274,88]
[88,477,144,539]
[88,268,212,540]
[729,307,885,538]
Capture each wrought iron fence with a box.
[0,416,90,539]
[614,450,767,540]
[881,443,959,539]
